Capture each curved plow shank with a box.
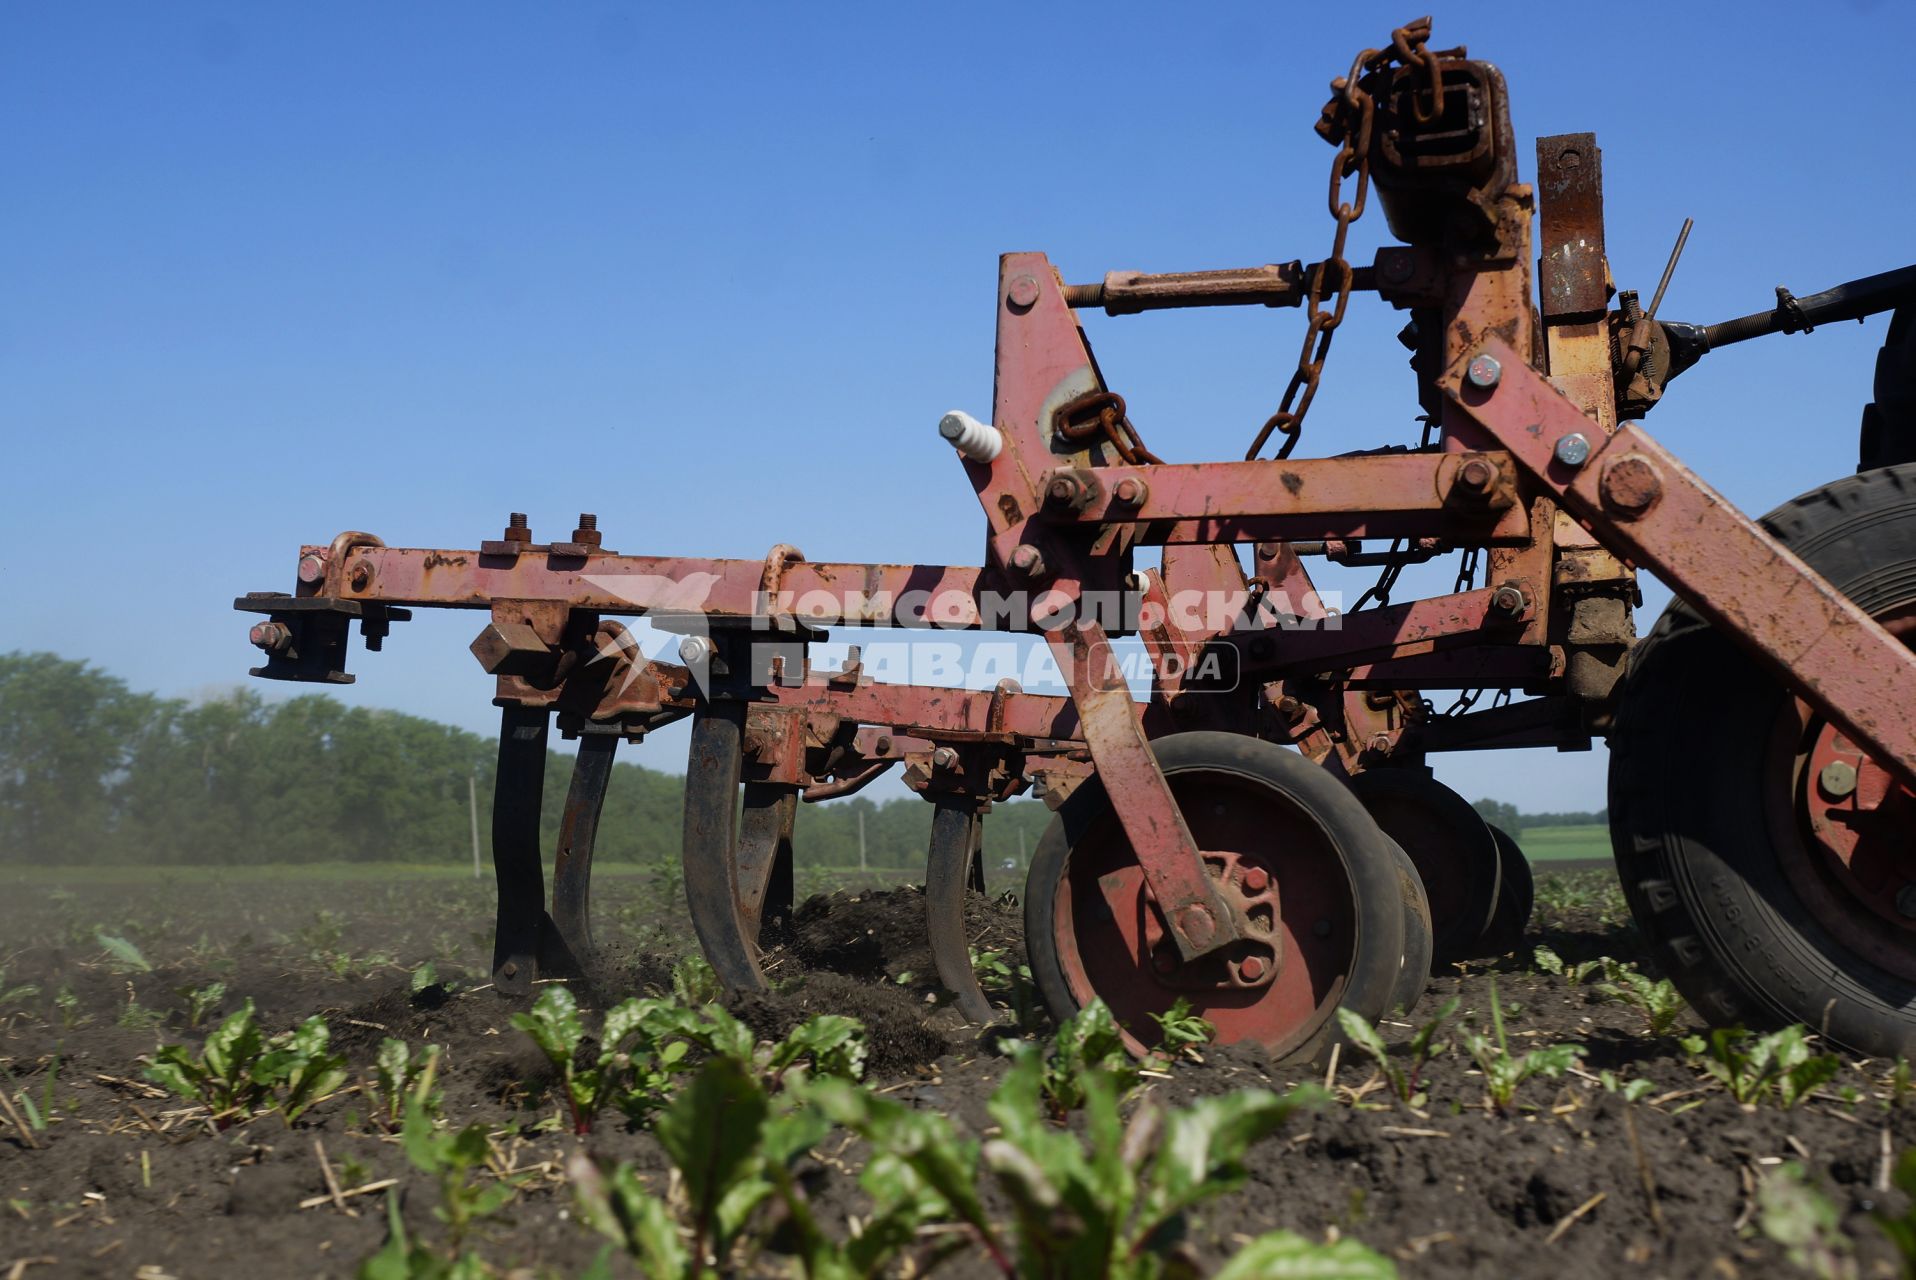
[927,798,997,1025]
[551,731,619,957]
[491,706,576,994]
[681,704,766,991]
[737,782,797,946]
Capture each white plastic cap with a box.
[938,410,1002,463]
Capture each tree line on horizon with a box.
[0,652,1601,868]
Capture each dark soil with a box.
[2,867,1910,1278]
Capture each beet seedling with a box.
[1147,997,1214,1063]
[1593,960,1689,1035]
[1458,979,1581,1113]
[145,999,349,1125]
[1337,996,1459,1106]
[1680,1024,1840,1108]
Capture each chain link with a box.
[1246,17,1444,462]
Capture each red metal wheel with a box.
[1763,606,1916,982]
[1025,732,1403,1063]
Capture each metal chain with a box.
[1053,389,1164,466]
[1246,17,1444,462]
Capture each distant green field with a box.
[1515,824,1610,863]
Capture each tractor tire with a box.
[1470,825,1535,960]
[1388,836,1433,1017]
[1859,308,1916,472]
[1025,732,1405,1065]
[1610,464,1916,1058]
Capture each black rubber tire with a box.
[1859,308,1916,472]
[1610,464,1916,1059]
[1387,836,1433,1016]
[1345,769,1501,966]
[1024,732,1405,1065]
[1471,825,1534,960]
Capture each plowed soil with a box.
[2,867,1910,1278]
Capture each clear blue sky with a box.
[6,1,1912,812]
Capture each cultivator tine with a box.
[550,730,619,957]
[681,703,766,991]
[736,782,797,946]
[490,706,575,994]
[926,797,997,1025]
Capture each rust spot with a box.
[423,552,469,570]
[1280,471,1304,496]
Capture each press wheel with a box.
[1025,732,1404,1064]
[1345,769,1501,966]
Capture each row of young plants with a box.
[126,958,1394,1279]
[1328,949,1857,1115]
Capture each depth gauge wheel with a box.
[1025,732,1404,1064]
[1471,825,1534,959]
[1345,769,1501,967]
[1612,464,1916,1058]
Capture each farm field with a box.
[3,864,1913,1279]
[1514,825,1613,864]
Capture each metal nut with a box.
[1112,476,1147,505]
[1008,545,1047,579]
[297,553,327,584]
[1006,274,1041,310]
[1554,433,1592,468]
[1489,583,1528,616]
[931,746,960,771]
[249,621,293,654]
[1466,352,1502,389]
[1045,473,1085,507]
[678,635,714,666]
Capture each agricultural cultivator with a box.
[237,19,1916,1063]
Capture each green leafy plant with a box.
[1680,1024,1840,1108]
[0,963,38,1012]
[144,999,349,1125]
[54,985,84,1030]
[1458,979,1580,1113]
[1594,961,1689,1036]
[374,1038,444,1132]
[1756,1161,1854,1280]
[176,981,227,1030]
[1531,945,1604,984]
[1597,1070,1655,1103]
[571,1054,855,1279]
[358,1189,491,1280]
[1872,1148,1916,1273]
[1036,999,1136,1117]
[1147,998,1214,1063]
[399,1100,523,1255]
[809,1047,1375,1279]
[1336,996,1458,1106]
[973,948,1043,1031]
[96,931,152,974]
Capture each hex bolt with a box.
[1175,904,1218,948]
[348,561,374,591]
[1600,455,1663,518]
[1554,433,1592,468]
[504,512,531,543]
[1045,473,1085,508]
[1455,456,1496,495]
[1466,352,1502,389]
[1241,865,1270,894]
[1820,759,1860,799]
[1008,544,1047,579]
[1255,541,1282,561]
[1898,884,1916,920]
[1112,476,1147,505]
[678,635,714,666]
[1368,733,1394,757]
[571,512,603,548]
[577,513,597,531]
[874,734,893,755]
[1238,955,1267,982]
[297,553,327,584]
[249,621,292,654]
[1006,273,1041,310]
[931,746,960,771]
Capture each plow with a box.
[235,19,1916,1063]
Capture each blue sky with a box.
[5,1,1911,812]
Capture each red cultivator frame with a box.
[237,21,1916,1062]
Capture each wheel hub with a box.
[1795,717,1916,930]
[1122,850,1282,990]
